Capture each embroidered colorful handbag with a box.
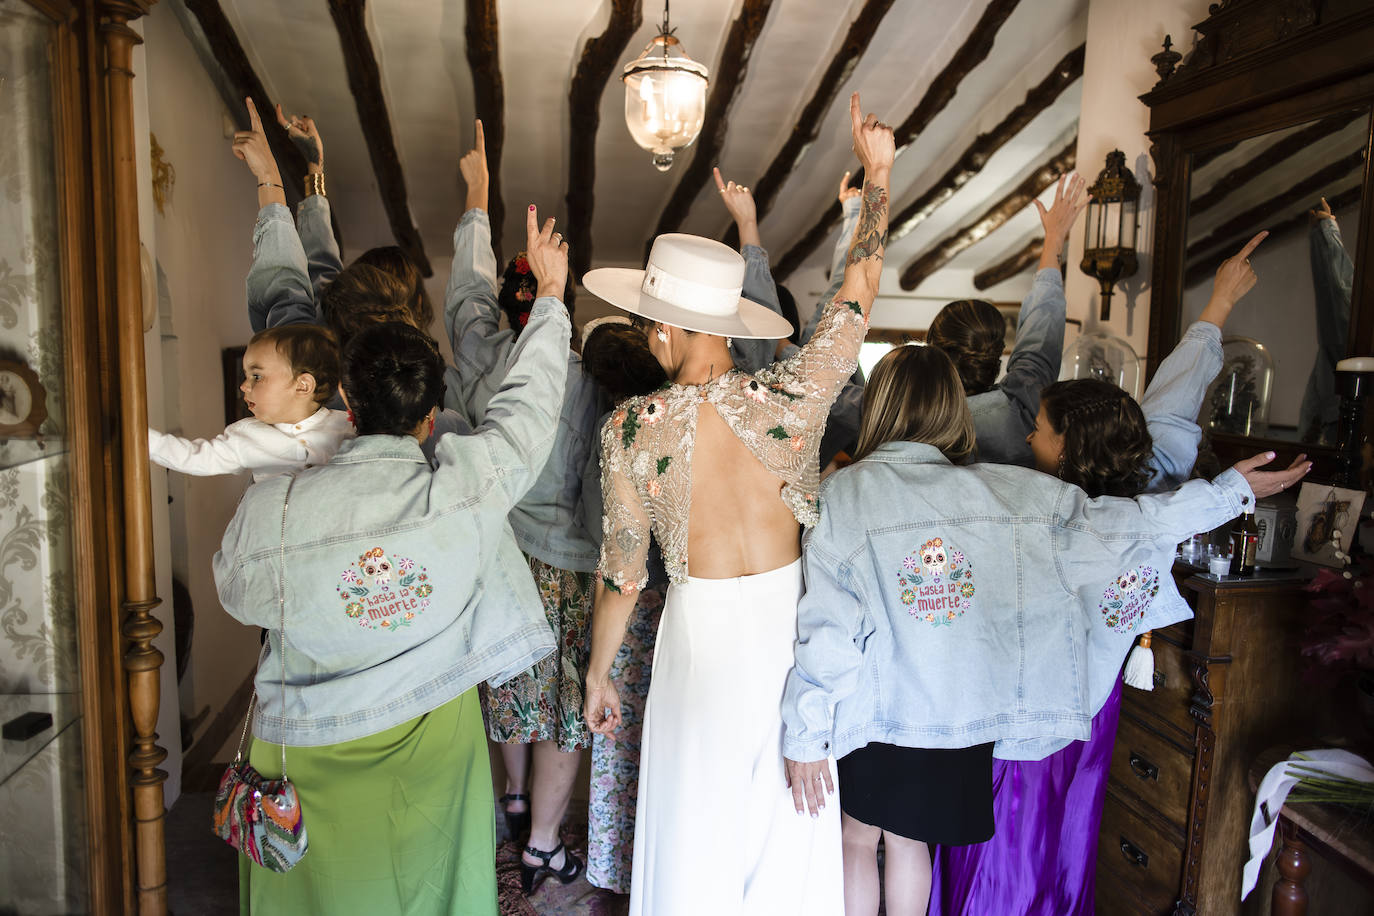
[211,478,309,871]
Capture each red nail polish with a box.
[529,205,535,211]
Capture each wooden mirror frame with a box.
[1140,0,1374,472]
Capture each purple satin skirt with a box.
[929,678,1124,916]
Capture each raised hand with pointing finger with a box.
[460,119,489,213]
[231,97,286,208]
[1199,230,1268,328]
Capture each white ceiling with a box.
[206,0,1091,324]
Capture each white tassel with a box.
[1124,630,1155,691]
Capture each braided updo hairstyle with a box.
[927,299,1006,396]
[1040,379,1154,498]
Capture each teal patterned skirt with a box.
[480,553,592,752]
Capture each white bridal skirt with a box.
[628,559,843,916]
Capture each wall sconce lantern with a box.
[622,0,709,172]
[1079,149,1141,320]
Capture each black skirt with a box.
[837,741,995,845]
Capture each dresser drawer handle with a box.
[1120,837,1149,869]
[1128,751,1159,782]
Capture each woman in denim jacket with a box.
[780,338,1308,916]
[213,211,571,916]
[932,232,1279,916]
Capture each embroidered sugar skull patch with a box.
[337,547,434,632]
[1098,565,1160,633]
[896,537,974,626]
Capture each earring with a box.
[726,337,734,349]
[656,329,669,344]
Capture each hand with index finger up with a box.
[849,92,895,179]
[1200,230,1268,328]
[525,204,569,301]
[231,98,285,205]
[461,119,489,213]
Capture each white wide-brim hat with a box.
[582,233,794,340]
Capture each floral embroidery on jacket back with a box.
[597,296,867,593]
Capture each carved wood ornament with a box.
[647,0,777,255]
[773,0,1026,279]
[97,1,168,913]
[898,139,1077,290]
[566,0,643,279]
[721,0,897,249]
[327,0,431,276]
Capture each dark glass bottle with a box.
[1230,508,1259,577]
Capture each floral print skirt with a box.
[481,554,592,752]
[586,584,666,893]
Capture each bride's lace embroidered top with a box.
[598,295,868,593]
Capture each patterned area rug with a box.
[496,821,626,916]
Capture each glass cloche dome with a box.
[1200,336,1273,437]
[1063,330,1142,399]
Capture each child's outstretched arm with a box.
[148,427,250,477]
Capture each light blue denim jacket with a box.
[780,441,1254,763]
[967,268,1066,466]
[213,297,570,747]
[734,198,865,467]
[997,319,1224,760]
[296,194,343,299]
[444,207,607,572]
[1299,218,1353,441]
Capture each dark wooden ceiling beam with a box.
[466,0,505,262]
[182,0,344,248]
[774,0,1025,279]
[898,138,1076,290]
[891,44,1083,245]
[1184,148,1365,276]
[1183,182,1361,288]
[1190,111,1362,217]
[647,0,777,251]
[722,0,897,248]
[566,0,643,279]
[973,236,1042,290]
[327,0,431,276]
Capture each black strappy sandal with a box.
[520,842,584,895]
[499,793,530,842]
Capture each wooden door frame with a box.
[21,0,164,912]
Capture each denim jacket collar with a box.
[862,441,952,465]
[329,434,429,466]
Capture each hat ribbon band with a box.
[641,264,741,317]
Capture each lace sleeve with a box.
[596,409,651,595]
[752,293,866,440]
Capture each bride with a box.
[581,93,894,915]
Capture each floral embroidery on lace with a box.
[597,296,867,591]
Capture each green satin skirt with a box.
[238,688,496,915]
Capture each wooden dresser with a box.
[1096,566,1322,915]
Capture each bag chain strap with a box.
[229,477,295,779]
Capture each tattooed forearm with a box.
[846,182,889,267]
[291,134,322,167]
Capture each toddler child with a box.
[149,324,353,481]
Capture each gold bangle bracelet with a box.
[304,172,326,198]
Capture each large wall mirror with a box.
[1142,0,1374,472]
[1180,109,1368,445]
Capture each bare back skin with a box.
[687,402,802,579]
